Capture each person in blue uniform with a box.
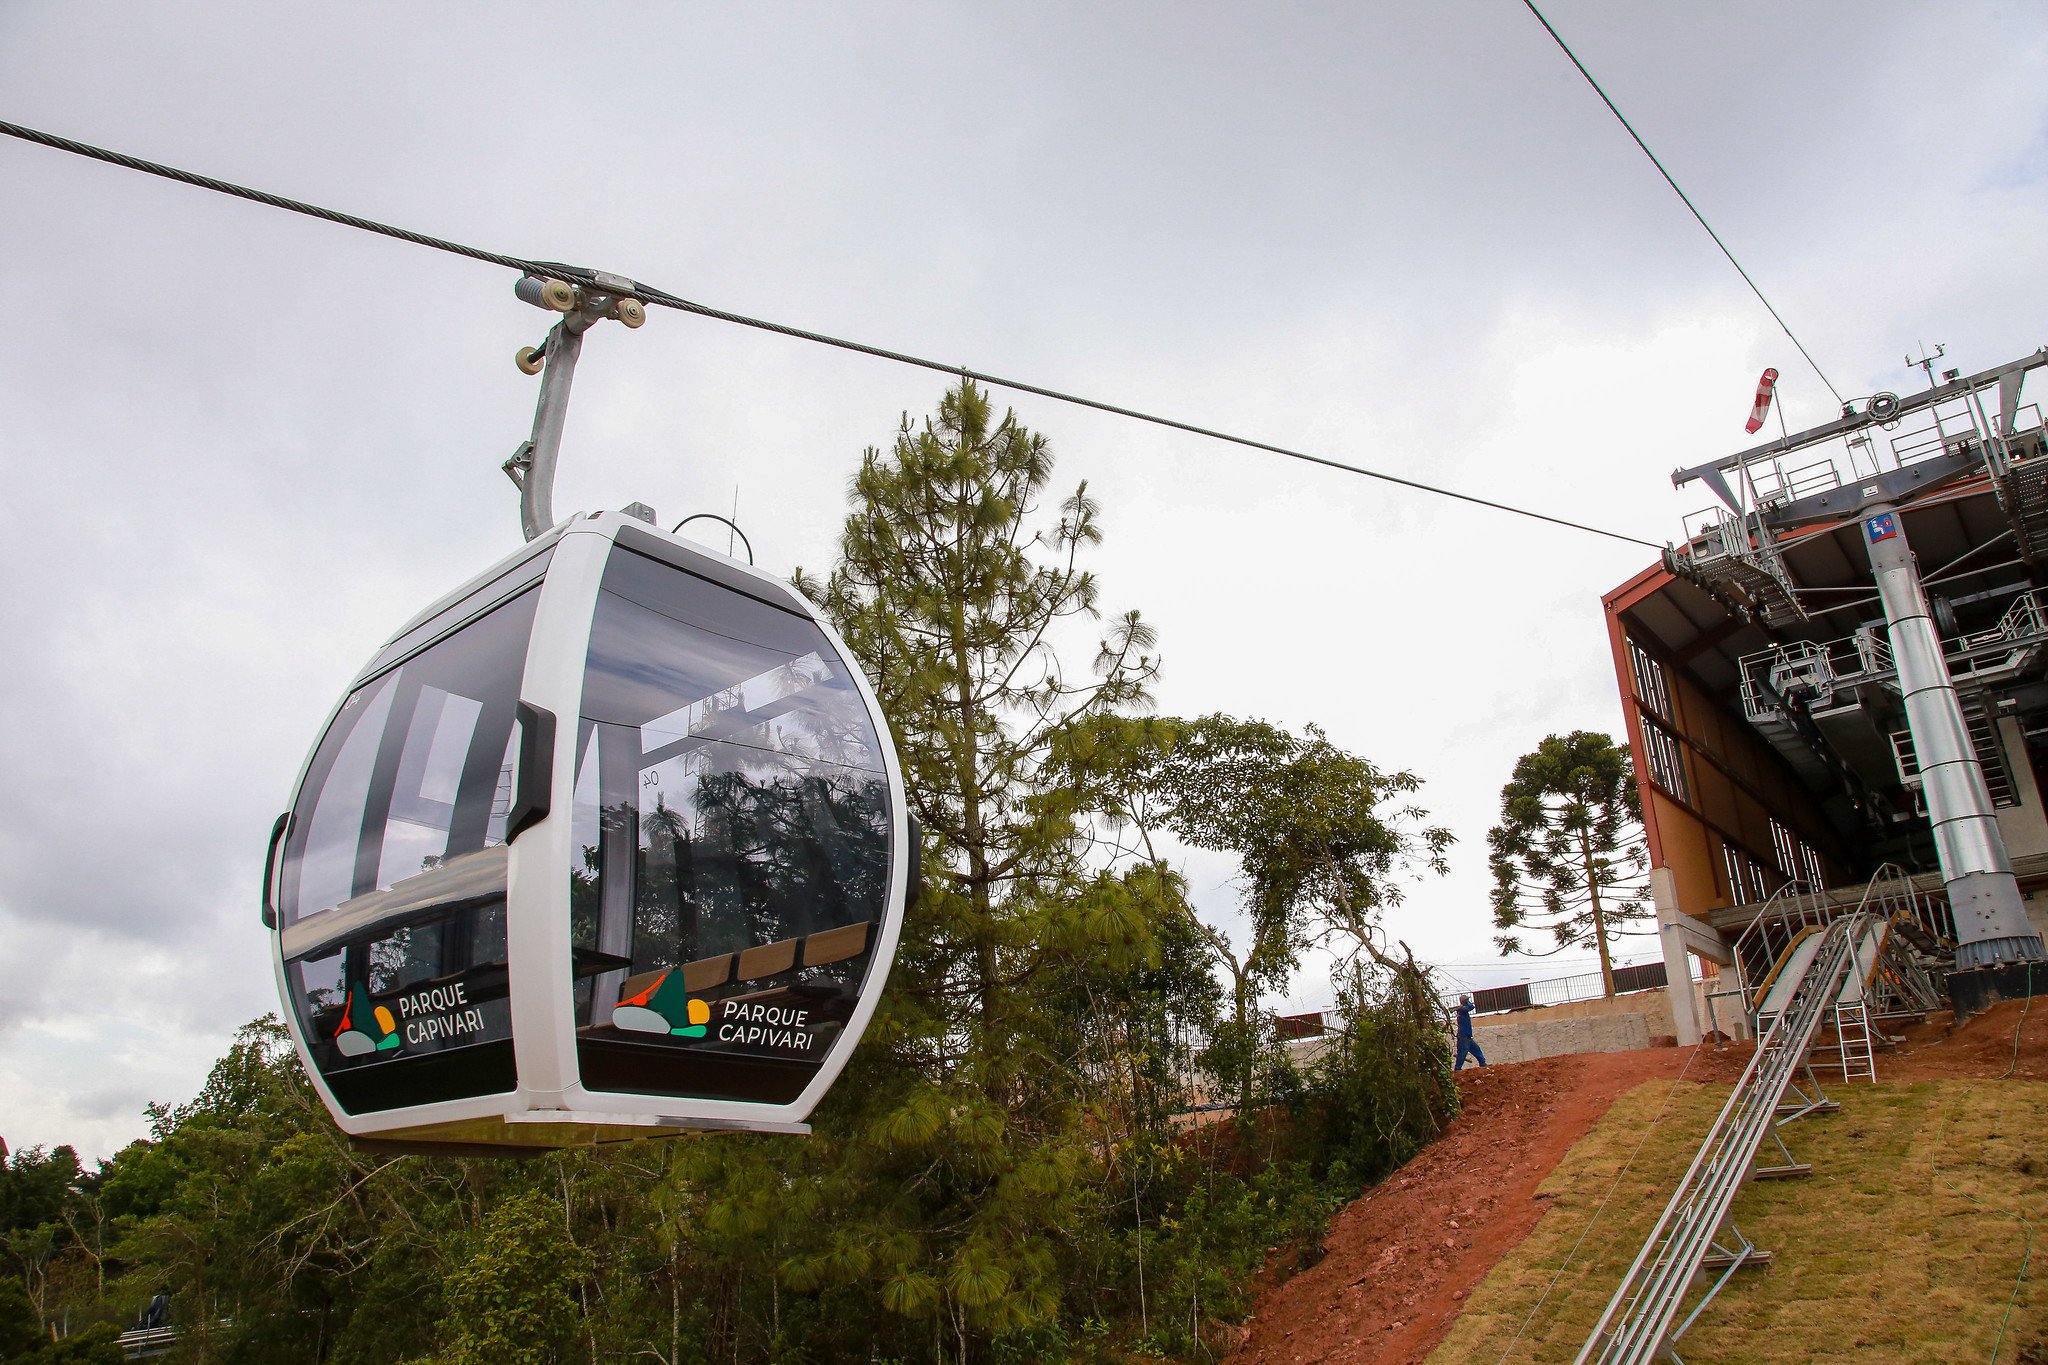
[1453,994,1486,1070]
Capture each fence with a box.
[1471,959,1668,1015]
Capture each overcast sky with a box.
[4,1,2045,1159]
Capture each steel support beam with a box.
[1861,503,2044,970]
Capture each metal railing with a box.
[1732,866,1948,1020]
[1737,588,2048,724]
[1701,397,2043,519]
[1730,878,1828,1012]
[1575,912,1871,1364]
[1470,959,1668,1015]
[1746,456,1841,506]
[118,1326,180,1359]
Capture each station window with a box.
[1629,638,1675,724]
[1769,818,1797,880]
[1802,844,1825,888]
[1722,844,1773,906]
[1769,817,1824,888]
[1721,845,1748,904]
[1642,721,1690,802]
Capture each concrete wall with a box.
[1468,1010,1651,1065]
[1508,986,1677,1036]
[1995,715,2048,860]
[1464,974,1750,1065]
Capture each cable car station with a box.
[1606,349,2048,1043]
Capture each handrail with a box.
[1731,878,1819,1004]
[1738,588,2048,717]
[1577,913,1871,1363]
[1745,924,1823,1015]
[1733,864,1921,1018]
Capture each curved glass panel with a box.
[571,546,892,1103]
[276,587,540,1113]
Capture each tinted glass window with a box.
[570,548,891,1103]
[276,588,539,1112]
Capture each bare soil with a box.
[1229,998,2048,1364]
[1686,996,2048,1084]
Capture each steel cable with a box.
[1517,1,1846,409]
[0,116,1664,551]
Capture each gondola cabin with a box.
[263,511,910,1151]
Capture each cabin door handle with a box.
[507,701,556,843]
[261,812,290,929]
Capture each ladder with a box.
[1832,1001,1876,1083]
[1574,913,1871,1365]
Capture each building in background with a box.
[1604,349,2048,1041]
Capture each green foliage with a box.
[1135,712,1454,1108]
[422,1191,592,1365]
[5,1321,123,1364]
[1488,730,1650,995]
[0,1276,42,1356]
[1300,969,1461,1183]
[1149,714,1454,962]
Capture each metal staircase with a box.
[1669,508,1807,627]
[1574,912,1871,1364]
[1999,446,2048,568]
[1731,869,1950,1032]
[1578,868,1951,1362]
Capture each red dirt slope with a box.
[1231,998,2048,1364]
[1230,1048,1691,1365]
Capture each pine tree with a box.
[1487,730,1651,997]
[800,379,1163,1090]
[794,380,1176,1350]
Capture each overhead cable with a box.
[1517,1,1846,408]
[0,116,1663,551]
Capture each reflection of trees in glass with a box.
[633,798,692,969]
[765,658,874,772]
[569,843,600,953]
[693,768,887,949]
[619,760,887,975]
[664,652,878,777]
[368,929,416,995]
[299,956,343,1016]
[341,908,509,1003]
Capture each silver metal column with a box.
[516,320,584,541]
[1862,503,2045,968]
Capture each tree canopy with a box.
[1487,729,1651,996]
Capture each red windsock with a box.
[1744,368,1780,434]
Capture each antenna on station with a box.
[1905,342,1948,390]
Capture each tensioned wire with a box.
[1518,0,1846,409]
[0,117,1662,552]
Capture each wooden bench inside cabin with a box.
[611,920,873,1006]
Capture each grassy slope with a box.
[1429,1078,2048,1364]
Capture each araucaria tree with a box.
[1487,730,1651,997]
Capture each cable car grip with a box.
[506,273,647,543]
[507,701,556,843]
[260,811,290,928]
